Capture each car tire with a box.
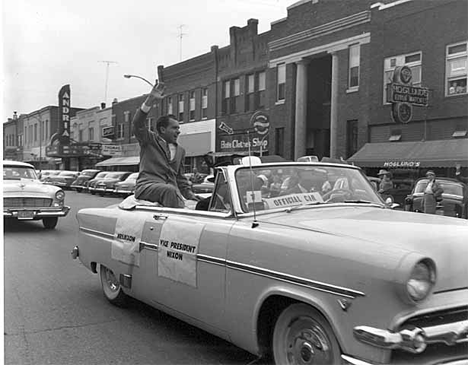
[91,191,96,195]
[76,188,82,193]
[272,303,341,365]
[43,217,58,229]
[99,192,105,197]
[99,265,128,307]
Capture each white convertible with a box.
[73,160,468,365]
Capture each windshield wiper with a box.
[285,201,323,213]
[343,199,376,204]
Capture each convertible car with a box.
[72,160,468,365]
[4,160,69,229]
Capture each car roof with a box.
[3,160,35,168]
[221,161,362,173]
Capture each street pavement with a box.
[3,190,260,365]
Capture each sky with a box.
[2,0,298,122]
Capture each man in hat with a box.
[377,169,393,199]
[422,170,443,214]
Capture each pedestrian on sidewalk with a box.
[422,170,443,214]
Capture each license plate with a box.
[17,211,35,219]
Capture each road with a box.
[4,190,260,365]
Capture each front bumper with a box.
[4,206,70,219]
[95,186,115,194]
[354,320,468,354]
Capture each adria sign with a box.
[58,84,71,145]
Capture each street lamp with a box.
[123,74,154,88]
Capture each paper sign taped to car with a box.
[263,192,324,209]
[158,218,204,288]
[111,212,147,266]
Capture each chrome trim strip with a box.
[226,260,365,299]
[197,254,225,267]
[140,241,158,251]
[341,354,372,365]
[79,227,114,240]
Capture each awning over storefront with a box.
[178,132,212,157]
[95,156,139,167]
[348,139,468,168]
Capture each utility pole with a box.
[178,25,186,61]
[98,60,118,104]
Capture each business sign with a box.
[383,161,421,168]
[46,144,93,157]
[58,84,71,144]
[102,126,115,138]
[217,112,270,153]
[101,144,122,156]
[388,66,428,124]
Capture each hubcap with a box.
[104,268,119,292]
[286,316,332,364]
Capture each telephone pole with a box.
[178,25,186,61]
[98,60,118,104]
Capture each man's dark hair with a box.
[156,114,178,134]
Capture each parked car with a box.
[404,177,467,218]
[113,173,139,197]
[39,169,60,182]
[94,171,133,196]
[191,181,214,200]
[70,169,101,192]
[44,170,79,189]
[3,161,70,229]
[86,172,110,194]
[72,160,468,365]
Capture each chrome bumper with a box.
[354,320,468,354]
[4,206,70,218]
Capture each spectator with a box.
[422,170,444,214]
[377,169,393,199]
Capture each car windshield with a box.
[234,164,382,213]
[81,170,98,176]
[414,179,463,197]
[125,173,139,181]
[3,166,38,180]
[94,172,108,179]
[59,171,77,177]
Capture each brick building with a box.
[348,0,468,177]
[3,113,21,161]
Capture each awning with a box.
[348,139,468,168]
[95,156,139,167]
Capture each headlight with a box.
[55,190,65,200]
[406,259,436,303]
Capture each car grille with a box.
[4,197,53,208]
[391,306,468,362]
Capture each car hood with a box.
[257,206,468,292]
[3,179,60,195]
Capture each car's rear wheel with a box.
[43,217,58,229]
[272,303,340,365]
[99,265,128,307]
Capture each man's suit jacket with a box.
[132,109,191,198]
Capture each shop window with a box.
[189,90,196,121]
[348,44,360,89]
[446,42,467,96]
[383,52,422,104]
[277,63,286,102]
[178,94,184,122]
[201,88,208,119]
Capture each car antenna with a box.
[247,131,259,228]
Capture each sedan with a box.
[70,169,101,192]
[44,170,79,189]
[3,160,69,229]
[404,177,467,218]
[94,172,133,196]
[86,172,110,194]
[113,172,139,197]
[72,161,467,365]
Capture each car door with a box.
[145,171,235,333]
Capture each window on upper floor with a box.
[167,96,173,115]
[201,88,208,119]
[89,127,94,141]
[446,41,467,96]
[34,124,38,142]
[117,124,124,139]
[277,64,286,102]
[245,71,266,111]
[258,71,266,108]
[189,90,196,121]
[178,94,184,122]
[222,80,231,115]
[231,78,240,114]
[124,111,131,123]
[383,52,422,104]
[246,74,255,112]
[348,44,360,90]
[79,129,84,142]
